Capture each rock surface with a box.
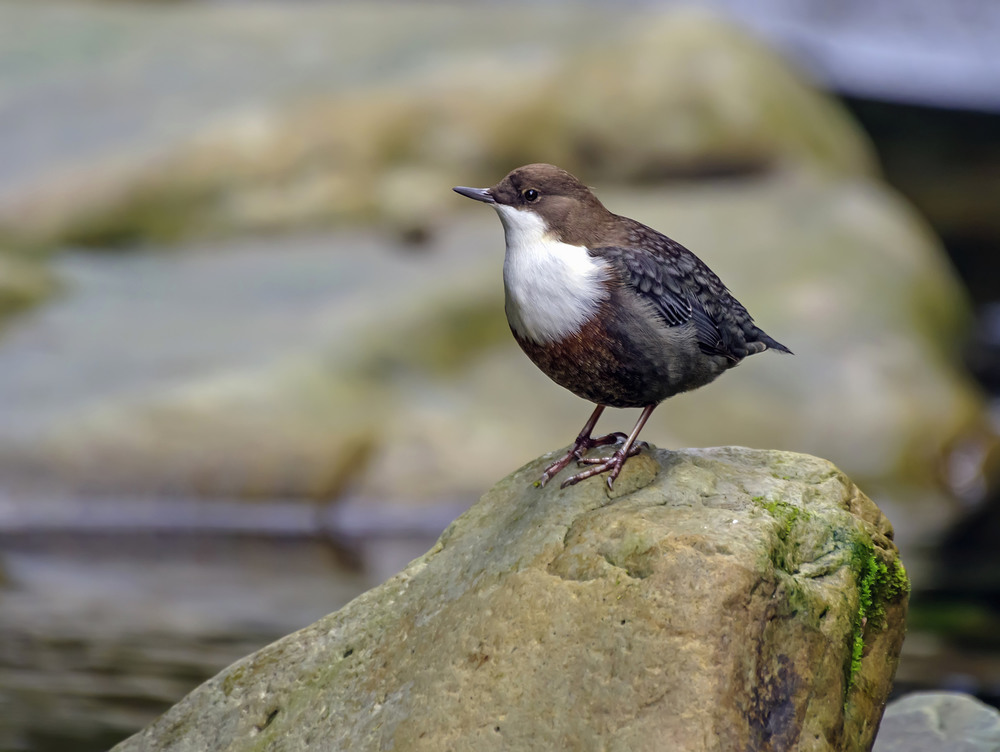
[113,447,908,752]
[873,691,1000,752]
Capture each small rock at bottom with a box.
[873,691,1000,752]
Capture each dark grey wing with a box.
[609,243,694,327]
[590,235,759,362]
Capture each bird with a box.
[454,164,791,490]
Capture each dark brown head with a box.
[454,164,613,246]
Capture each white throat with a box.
[495,204,608,344]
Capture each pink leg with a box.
[561,404,656,490]
[538,405,628,487]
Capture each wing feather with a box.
[589,232,756,362]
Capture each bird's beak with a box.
[453,186,495,204]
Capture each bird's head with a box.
[454,163,610,246]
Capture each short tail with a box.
[748,329,792,356]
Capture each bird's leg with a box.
[538,405,626,487]
[561,404,657,490]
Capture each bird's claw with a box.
[538,431,632,487]
[560,442,646,489]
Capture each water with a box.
[0,530,371,751]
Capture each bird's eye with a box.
[522,188,539,202]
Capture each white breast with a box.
[495,204,609,345]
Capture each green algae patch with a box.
[755,496,814,577]
[759,498,806,535]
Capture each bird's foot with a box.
[537,431,629,487]
[560,441,648,490]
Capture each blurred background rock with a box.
[0,1,997,750]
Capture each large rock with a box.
[112,447,908,752]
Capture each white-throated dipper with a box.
[454,164,791,489]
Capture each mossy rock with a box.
[113,447,907,752]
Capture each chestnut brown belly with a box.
[512,308,724,409]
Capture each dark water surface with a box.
[0,527,374,751]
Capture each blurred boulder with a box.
[542,14,875,181]
[0,11,875,250]
[20,367,382,501]
[112,447,908,752]
[6,171,986,556]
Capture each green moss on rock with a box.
[750,487,909,723]
[848,539,910,686]
[759,497,805,534]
